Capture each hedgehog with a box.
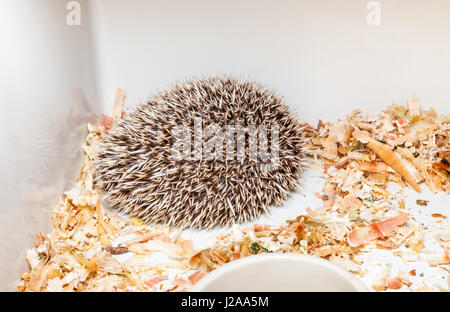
[93,76,308,229]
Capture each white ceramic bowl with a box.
[191,253,368,292]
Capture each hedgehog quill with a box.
[94,76,309,229]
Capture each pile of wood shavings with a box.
[309,96,449,195]
[17,124,201,292]
[188,97,449,292]
[304,97,449,290]
[17,96,449,292]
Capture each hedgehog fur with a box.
[94,76,308,229]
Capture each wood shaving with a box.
[17,95,449,292]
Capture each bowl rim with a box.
[190,253,369,292]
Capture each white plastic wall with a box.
[0,0,98,291]
[1,0,449,291]
[88,0,450,121]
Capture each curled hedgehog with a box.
[94,76,308,229]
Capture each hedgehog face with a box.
[94,76,308,229]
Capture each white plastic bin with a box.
[1,0,449,291]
